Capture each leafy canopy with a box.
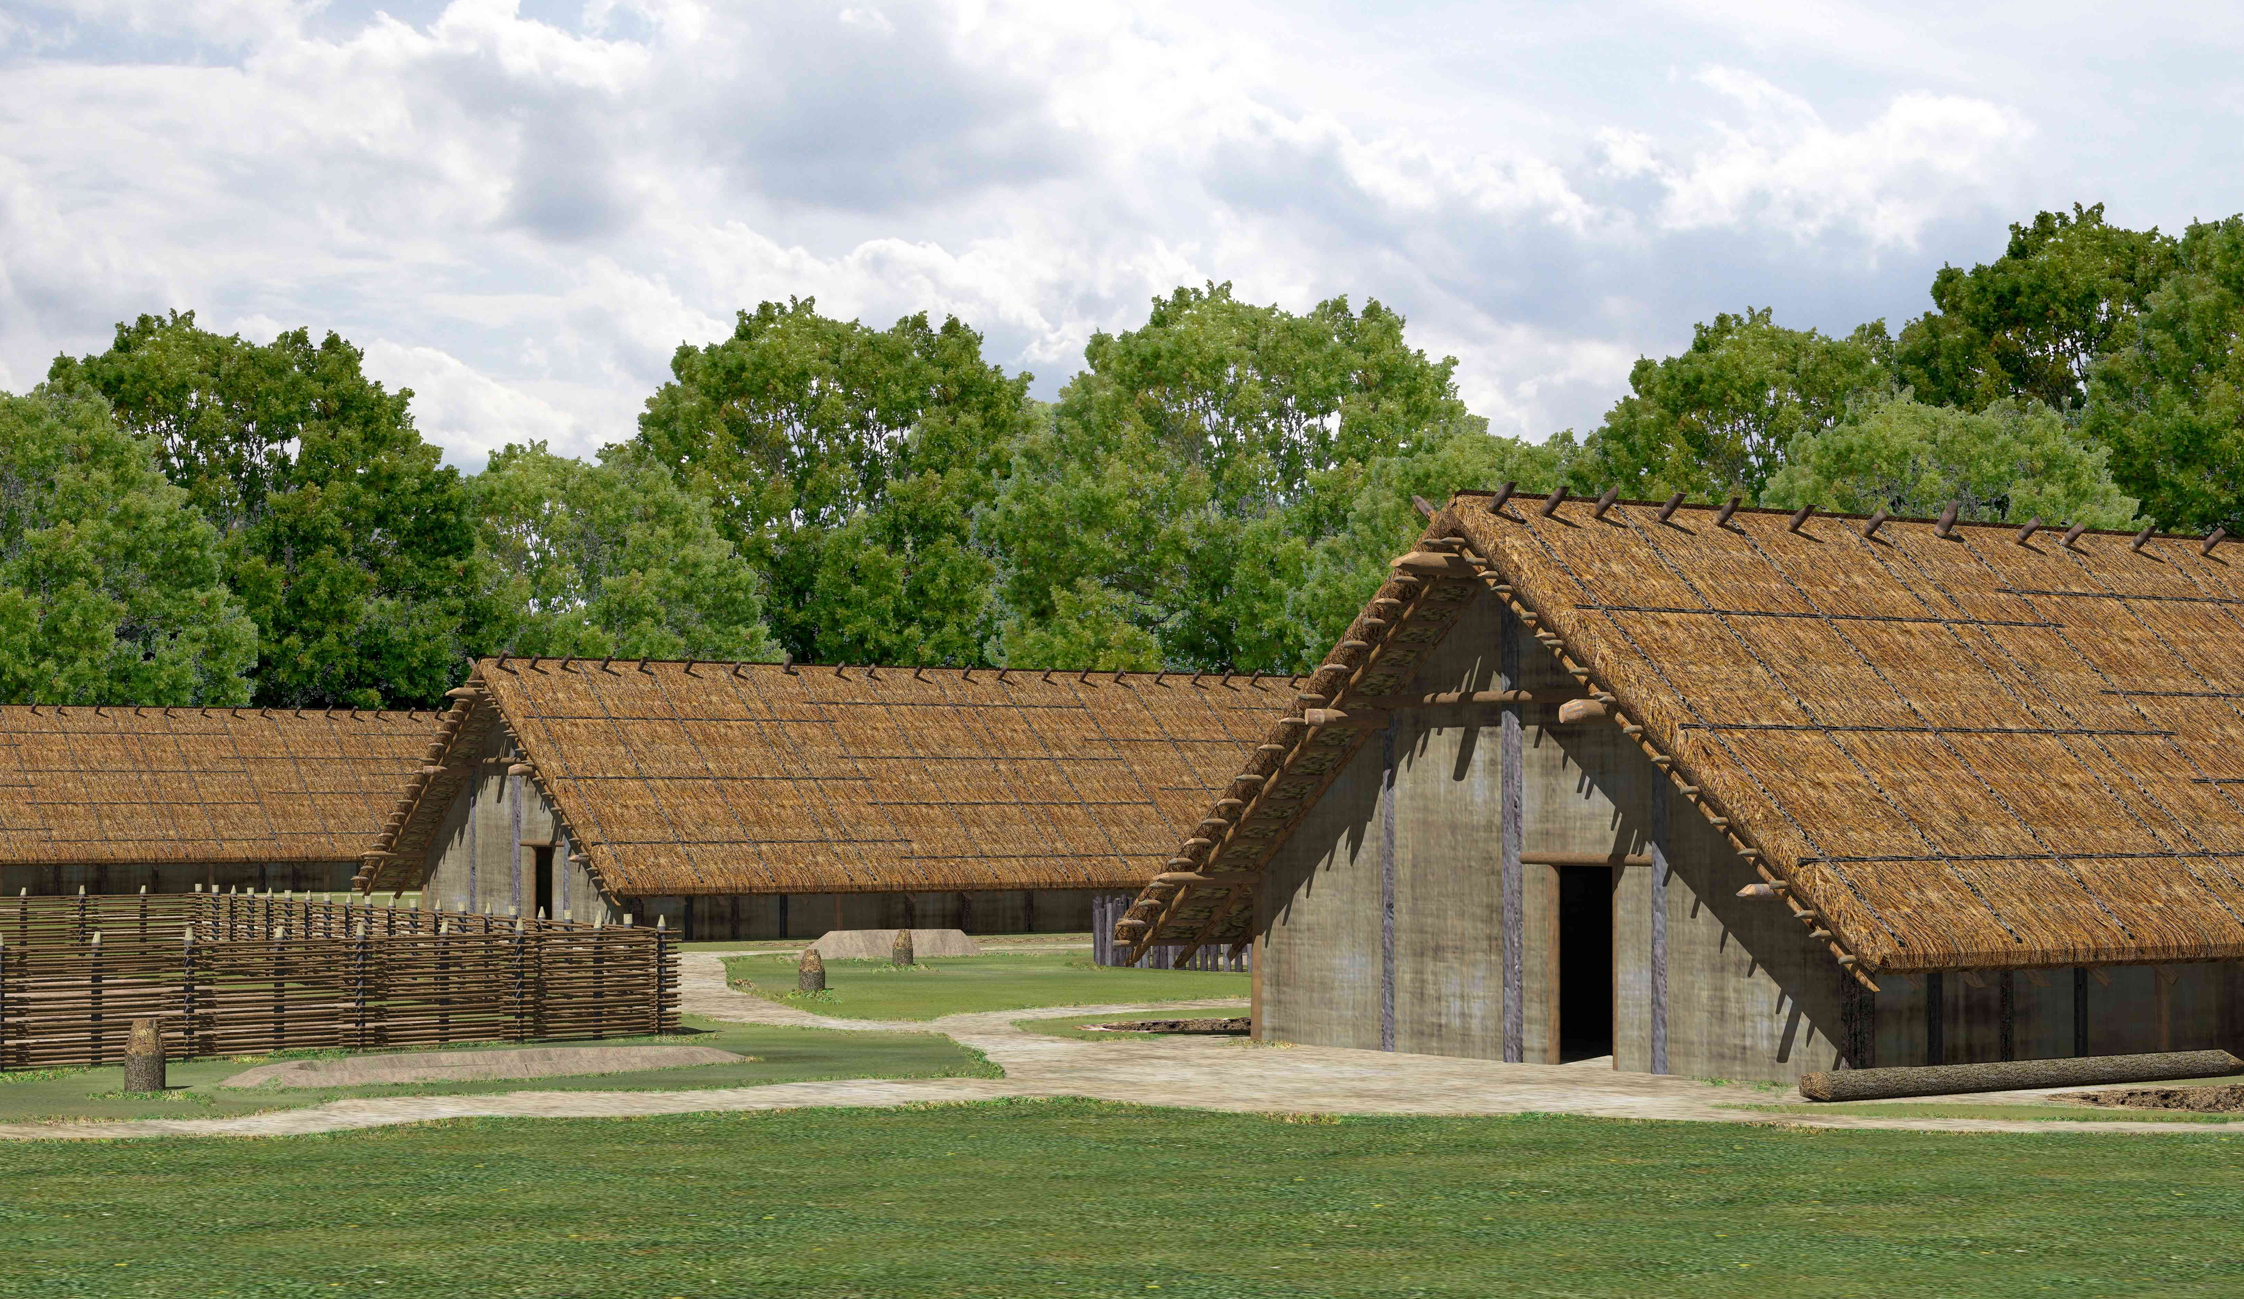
[0,384,255,705]
[635,299,1035,666]
[52,313,496,709]
[1897,203,2179,414]
[474,441,779,662]
[1562,307,1892,505]
[986,283,1557,672]
[2081,215,2244,533]
[1762,395,2137,529]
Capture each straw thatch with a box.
[0,707,442,867]
[1124,493,2244,980]
[357,660,1302,898]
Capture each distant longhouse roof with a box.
[357,659,1303,899]
[1124,493,2244,980]
[0,707,442,867]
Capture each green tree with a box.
[1897,204,2179,414]
[635,299,1035,665]
[51,313,497,709]
[0,384,255,705]
[474,442,780,661]
[2081,216,2244,533]
[1564,308,1892,505]
[1762,395,2137,528]
[985,283,1548,672]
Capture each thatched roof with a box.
[356,659,1304,899]
[1123,493,2244,981]
[0,706,443,867]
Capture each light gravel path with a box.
[7,953,2238,1141]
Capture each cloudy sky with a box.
[3,1,2239,469]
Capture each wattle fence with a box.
[0,892,677,1071]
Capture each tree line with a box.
[4,204,2237,710]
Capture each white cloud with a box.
[3,0,2232,462]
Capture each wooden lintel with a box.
[1524,851,1653,868]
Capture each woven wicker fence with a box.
[0,892,677,1071]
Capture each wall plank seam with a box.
[1650,778,1668,1075]
[1379,722,1396,1053]
[1500,611,1524,1064]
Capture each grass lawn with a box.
[0,1017,994,1125]
[724,950,1247,1020]
[6,1100,2244,1298]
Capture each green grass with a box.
[0,1017,995,1124]
[6,1101,2244,1297]
[725,950,1247,1020]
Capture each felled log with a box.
[124,1017,166,1093]
[1799,1049,2244,1102]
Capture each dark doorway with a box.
[1558,867,1615,1062]
[533,846,554,919]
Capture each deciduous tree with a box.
[0,384,255,705]
[635,299,1032,665]
[51,313,497,708]
[474,441,779,661]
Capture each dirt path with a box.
[8,953,2238,1141]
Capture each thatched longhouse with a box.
[358,659,1298,938]
[1119,491,2244,1083]
[0,706,444,895]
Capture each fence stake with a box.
[181,931,198,1061]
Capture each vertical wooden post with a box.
[1926,972,1946,1066]
[181,931,198,1061]
[2073,967,2089,1056]
[512,920,529,1042]
[654,919,675,1036]
[1648,780,1669,1075]
[1379,722,1397,1053]
[1500,612,1525,1064]
[1999,971,2016,1061]
[89,931,104,1065]
[0,936,10,1071]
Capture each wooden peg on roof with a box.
[1486,480,1516,514]
[2062,521,2089,548]
[1591,486,1619,519]
[1861,507,1888,539]
[1412,495,1437,519]
[1714,495,1741,528]
[1540,485,1570,517]
[2203,527,2228,556]
[1788,503,1816,533]
[1657,491,1685,524]
[2132,523,2156,552]
[1934,501,1961,539]
[2015,516,2042,544]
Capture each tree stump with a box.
[123,1017,166,1093]
[891,928,914,968]
[797,947,826,993]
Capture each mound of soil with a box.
[812,929,981,961]
[2053,1085,2244,1113]
[1087,1017,1251,1035]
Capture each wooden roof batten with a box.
[1121,488,2244,983]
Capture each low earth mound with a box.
[221,1045,744,1089]
[812,928,981,961]
[2053,1085,2244,1113]
[1088,1017,1251,1035]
